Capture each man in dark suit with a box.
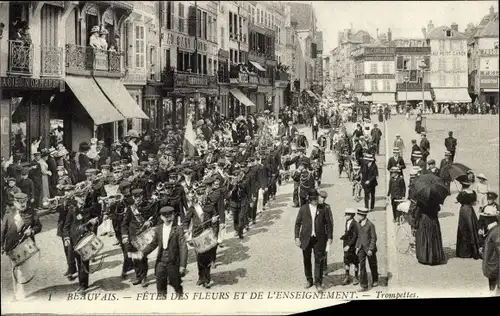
[419,132,430,162]
[413,151,427,173]
[277,119,286,138]
[294,190,333,292]
[410,139,420,166]
[286,121,298,141]
[444,131,457,162]
[340,208,359,285]
[387,167,406,222]
[318,191,334,275]
[370,123,382,155]
[360,154,378,212]
[355,207,379,292]
[110,143,122,165]
[425,159,440,177]
[387,148,406,172]
[142,206,187,297]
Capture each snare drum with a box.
[131,228,155,253]
[8,238,40,267]
[190,228,218,254]
[74,233,104,261]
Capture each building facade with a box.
[1,1,149,160]
[425,21,471,104]
[352,46,397,105]
[331,28,374,96]
[468,7,499,105]
[394,45,432,108]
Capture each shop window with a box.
[9,97,29,162]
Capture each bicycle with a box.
[394,200,416,255]
[352,180,363,202]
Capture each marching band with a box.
[1,113,327,298]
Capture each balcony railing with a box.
[8,40,33,75]
[162,70,217,89]
[218,71,230,83]
[258,77,270,85]
[249,73,259,84]
[41,45,63,76]
[65,44,122,74]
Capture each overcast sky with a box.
[308,1,498,53]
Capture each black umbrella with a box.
[413,173,449,206]
[440,163,471,181]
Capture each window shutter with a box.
[188,6,197,36]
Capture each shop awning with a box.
[65,76,124,125]
[249,61,266,72]
[305,90,320,101]
[397,91,433,102]
[434,88,471,103]
[94,77,149,120]
[230,88,256,107]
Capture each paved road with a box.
[1,124,389,307]
[385,114,499,297]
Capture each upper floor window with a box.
[439,40,445,51]
[445,30,452,37]
[220,27,225,49]
[178,3,185,33]
[382,62,390,73]
[370,63,377,74]
[135,25,145,68]
[383,80,390,91]
[371,80,378,91]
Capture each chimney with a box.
[387,28,392,42]
[376,28,379,39]
[427,20,434,32]
[451,22,458,32]
[421,27,427,38]
[490,5,494,15]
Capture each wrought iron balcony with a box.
[8,40,33,75]
[249,73,259,84]
[218,70,230,83]
[276,71,290,82]
[162,70,217,89]
[40,45,63,77]
[258,77,271,85]
[65,44,122,75]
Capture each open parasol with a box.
[440,163,471,181]
[413,173,449,206]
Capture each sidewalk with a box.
[385,115,498,297]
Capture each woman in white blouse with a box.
[39,151,52,204]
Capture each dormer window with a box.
[445,30,452,37]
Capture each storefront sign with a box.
[396,47,431,54]
[431,51,466,56]
[164,31,195,51]
[197,39,218,56]
[257,86,273,94]
[480,70,499,77]
[480,76,499,89]
[218,49,229,59]
[479,49,499,56]
[364,56,394,61]
[0,77,64,91]
[364,47,396,56]
[364,74,395,79]
[396,82,431,91]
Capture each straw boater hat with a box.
[390,167,400,173]
[127,130,139,138]
[345,208,356,215]
[99,28,109,35]
[412,151,422,158]
[357,207,369,216]
[364,154,374,161]
[91,25,100,33]
[392,148,400,153]
[479,203,499,218]
[444,151,452,156]
[476,173,487,180]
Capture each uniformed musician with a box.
[62,191,100,294]
[121,188,156,287]
[1,192,42,301]
[183,186,219,288]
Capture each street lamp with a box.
[419,62,427,113]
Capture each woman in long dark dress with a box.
[456,181,481,259]
[413,200,446,265]
[377,107,384,123]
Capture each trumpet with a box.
[98,194,124,205]
[42,196,65,210]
